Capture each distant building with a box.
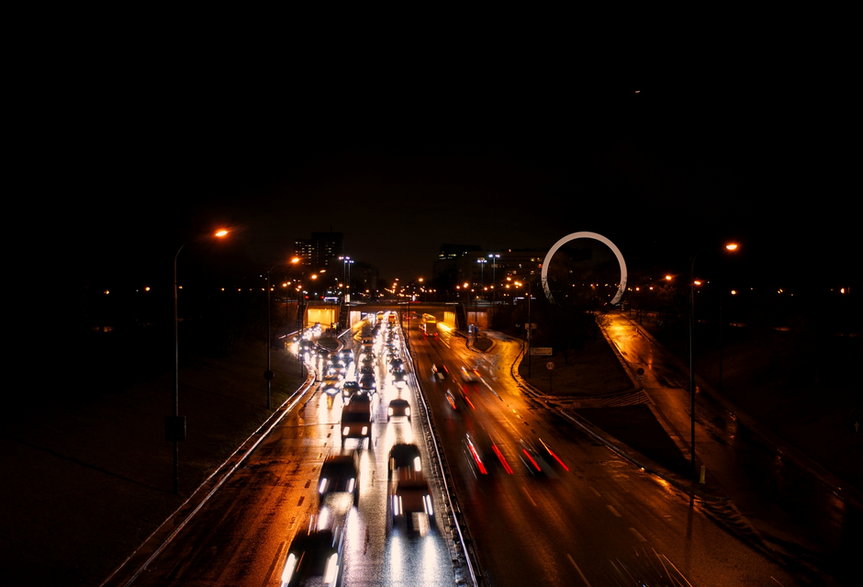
[294,232,343,271]
[431,244,545,299]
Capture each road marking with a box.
[628,527,647,542]
[566,553,592,586]
[606,504,622,517]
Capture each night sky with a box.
[26,25,858,293]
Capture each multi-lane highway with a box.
[114,311,801,586]
[412,322,799,586]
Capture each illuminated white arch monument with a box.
[541,231,628,306]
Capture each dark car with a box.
[318,453,360,506]
[340,394,372,448]
[387,398,411,422]
[431,363,447,381]
[463,430,513,478]
[341,380,360,400]
[280,526,345,586]
[388,442,422,480]
[517,437,555,477]
[388,470,434,535]
[359,373,376,394]
[391,368,407,388]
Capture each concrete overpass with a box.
[298,301,492,333]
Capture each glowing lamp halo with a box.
[541,231,628,306]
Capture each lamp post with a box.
[264,269,273,410]
[476,257,487,288]
[688,241,739,482]
[290,257,304,379]
[339,256,353,303]
[687,254,698,482]
[488,253,500,322]
[526,276,533,378]
[171,228,229,495]
[170,243,184,495]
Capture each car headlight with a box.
[323,552,340,584]
[281,552,298,583]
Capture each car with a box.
[387,398,411,422]
[359,363,375,376]
[445,388,459,410]
[517,437,555,477]
[280,526,345,586]
[389,358,404,372]
[359,373,376,394]
[459,366,479,383]
[340,394,372,448]
[318,453,360,506]
[388,442,422,480]
[321,374,341,396]
[391,369,407,388]
[463,430,513,477]
[389,470,434,535]
[463,431,490,477]
[534,437,569,473]
[331,360,348,377]
[431,363,447,381]
[341,380,360,400]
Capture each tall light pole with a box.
[339,256,354,301]
[687,254,698,482]
[264,269,273,410]
[171,228,229,495]
[688,241,739,482]
[290,257,304,379]
[488,253,500,322]
[526,276,533,378]
[170,243,184,495]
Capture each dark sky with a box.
[29,26,857,290]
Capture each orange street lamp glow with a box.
[214,228,230,238]
[725,242,740,252]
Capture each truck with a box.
[420,315,438,337]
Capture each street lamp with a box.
[289,257,307,379]
[688,241,739,483]
[488,253,500,321]
[339,256,354,303]
[514,276,533,377]
[171,228,229,495]
[264,269,274,410]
